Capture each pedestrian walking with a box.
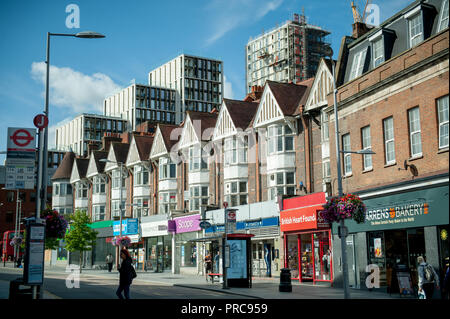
[204,251,212,281]
[106,253,114,272]
[116,249,136,299]
[417,256,440,299]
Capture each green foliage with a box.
[64,210,98,253]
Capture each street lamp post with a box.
[36,31,105,217]
[328,51,375,299]
[33,30,104,299]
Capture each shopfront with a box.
[113,218,143,269]
[90,220,114,269]
[141,215,172,273]
[172,214,202,273]
[280,192,332,283]
[331,180,449,294]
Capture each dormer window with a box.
[408,13,423,47]
[349,48,368,81]
[372,38,384,67]
[438,0,449,32]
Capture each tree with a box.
[64,210,98,273]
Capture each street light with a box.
[326,46,377,299]
[37,30,105,219]
[100,158,124,269]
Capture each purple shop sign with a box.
[174,214,201,234]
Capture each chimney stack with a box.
[352,22,371,38]
[101,132,122,153]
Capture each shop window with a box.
[287,235,299,279]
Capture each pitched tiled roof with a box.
[92,151,108,173]
[266,81,309,116]
[51,152,75,180]
[111,142,130,164]
[293,77,315,116]
[223,99,259,130]
[74,158,89,179]
[159,124,180,153]
[186,111,218,141]
[134,135,154,161]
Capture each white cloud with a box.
[223,75,234,99]
[205,0,284,46]
[31,62,122,114]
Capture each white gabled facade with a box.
[70,160,89,213]
[125,136,151,218]
[86,153,107,222]
[252,85,297,201]
[304,58,334,193]
[104,145,128,218]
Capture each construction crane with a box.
[351,0,371,23]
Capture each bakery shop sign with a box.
[280,204,330,232]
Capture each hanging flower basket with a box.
[40,208,69,239]
[10,236,23,247]
[112,236,131,247]
[320,193,366,224]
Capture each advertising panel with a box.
[227,239,247,279]
[174,214,201,234]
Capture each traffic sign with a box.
[9,129,34,148]
[199,221,212,229]
[33,114,49,131]
[7,127,36,161]
[223,201,228,208]
[227,209,237,221]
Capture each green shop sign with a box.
[333,184,449,234]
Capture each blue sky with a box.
[0,0,412,163]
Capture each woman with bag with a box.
[417,256,440,299]
[116,249,136,299]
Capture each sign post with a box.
[23,218,46,298]
[223,202,229,290]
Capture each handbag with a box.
[131,265,137,279]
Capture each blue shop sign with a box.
[113,219,139,236]
[205,217,279,234]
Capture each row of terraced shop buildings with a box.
[49,0,449,294]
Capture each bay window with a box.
[133,198,149,218]
[76,182,88,199]
[224,181,248,207]
[268,171,295,201]
[159,192,177,215]
[112,169,126,189]
[93,176,106,194]
[159,158,176,180]
[224,136,248,166]
[267,124,295,155]
[189,185,208,211]
[189,146,208,171]
[93,205,105,222]
[134,165,149,186]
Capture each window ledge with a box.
[438,147,449,154]
[362,168,373,174]
[408,155,423,162]
[343,174,353,179]
[384,162,397,168]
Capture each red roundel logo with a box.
[10,129,34,147]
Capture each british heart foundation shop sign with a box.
[280,193,329,232]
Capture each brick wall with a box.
[327,30,449,195]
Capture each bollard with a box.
[279,268,292,292]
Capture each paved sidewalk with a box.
[0,263,403,299]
